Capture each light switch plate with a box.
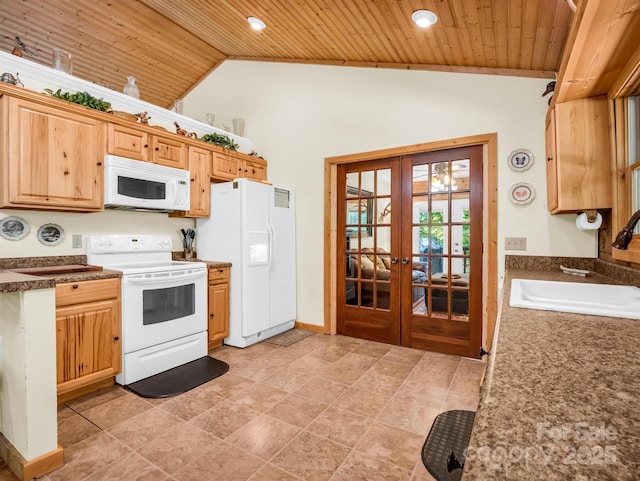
[72,234,83,249]
[505,237,527,250]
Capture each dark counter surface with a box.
[462,269,639,481]
[0,255,122,292]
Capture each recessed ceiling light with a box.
[411,10,438,28]
[247,16,266,31]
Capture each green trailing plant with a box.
[200,132,239,151]
[43,88,111,112]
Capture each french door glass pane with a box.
[413,195,429,224]
[361,171,375,195]
[431,162,450,192]
[376,226,391,253]
[412,164,430,193]
[346,172,359,196]
[412,256,428,284]
[451,159,469,191]
[345,280,358,305]
[430,226,448,255]
[431,287,449,318]
[377,198,392,225]
[451,192,470,222]
[377,169,391,196]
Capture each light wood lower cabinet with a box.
[0,96,104,211]
[208,267,230,350]
[55,278,121,402]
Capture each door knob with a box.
[401,258,410,264]
[391,257,399,264]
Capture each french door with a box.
[336,146,483,358]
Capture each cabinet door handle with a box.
[113,336,119,341]
[72,284,79,289]
[96,161,102,166]
[401,258,410,264]
[210,313,215,318]
[547,157,553,161]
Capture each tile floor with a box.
[0,334,485,481]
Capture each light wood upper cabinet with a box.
[545,96,612,213]
[211,151,240,180]
[211,150,267,183]
[55,278,121,402]
[152,135,188,169]
[108,123,187,169]
[208,267,230,349]
[242,158,267,182]
[171,145,211,218]
[0,96,104,211]
[107,123,149,161]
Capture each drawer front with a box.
[56,278,120,307]
[208,267,230,282]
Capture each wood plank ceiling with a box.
[0,0,573,109]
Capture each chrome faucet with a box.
[612,209,640,250]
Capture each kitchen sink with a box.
[10,264,103,276]
[510,278,640,319]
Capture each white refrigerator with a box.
[196,178,297,347]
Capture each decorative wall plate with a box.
[0,216,29,241]
[508,149,534,172]
[509,182,536,205]
[37,223,64,246]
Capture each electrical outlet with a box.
[505,237,527,250]
[72,234,83,249]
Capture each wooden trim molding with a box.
[324,133,499,349]
[227,57,556,80]
[294,321,328,334]
[0,434,63,481]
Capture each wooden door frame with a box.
[324,133,498,351]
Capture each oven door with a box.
[121,267,207,353]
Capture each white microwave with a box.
[104,155,190,212]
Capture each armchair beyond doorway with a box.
[346,248,427,308]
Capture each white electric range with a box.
[87,235,208,385]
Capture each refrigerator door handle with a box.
[267,220,276,274]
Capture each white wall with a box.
[184,61,597,327]
[0,208,194,258]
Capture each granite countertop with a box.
[171,252,231,269]
[200,261,232,269]
[0,255,122,293]
[462,269,639,481]
[0,254,229,293]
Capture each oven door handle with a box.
[123,270,205,285]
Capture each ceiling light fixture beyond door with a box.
[412,10,438,28]
[247,16,266,31]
